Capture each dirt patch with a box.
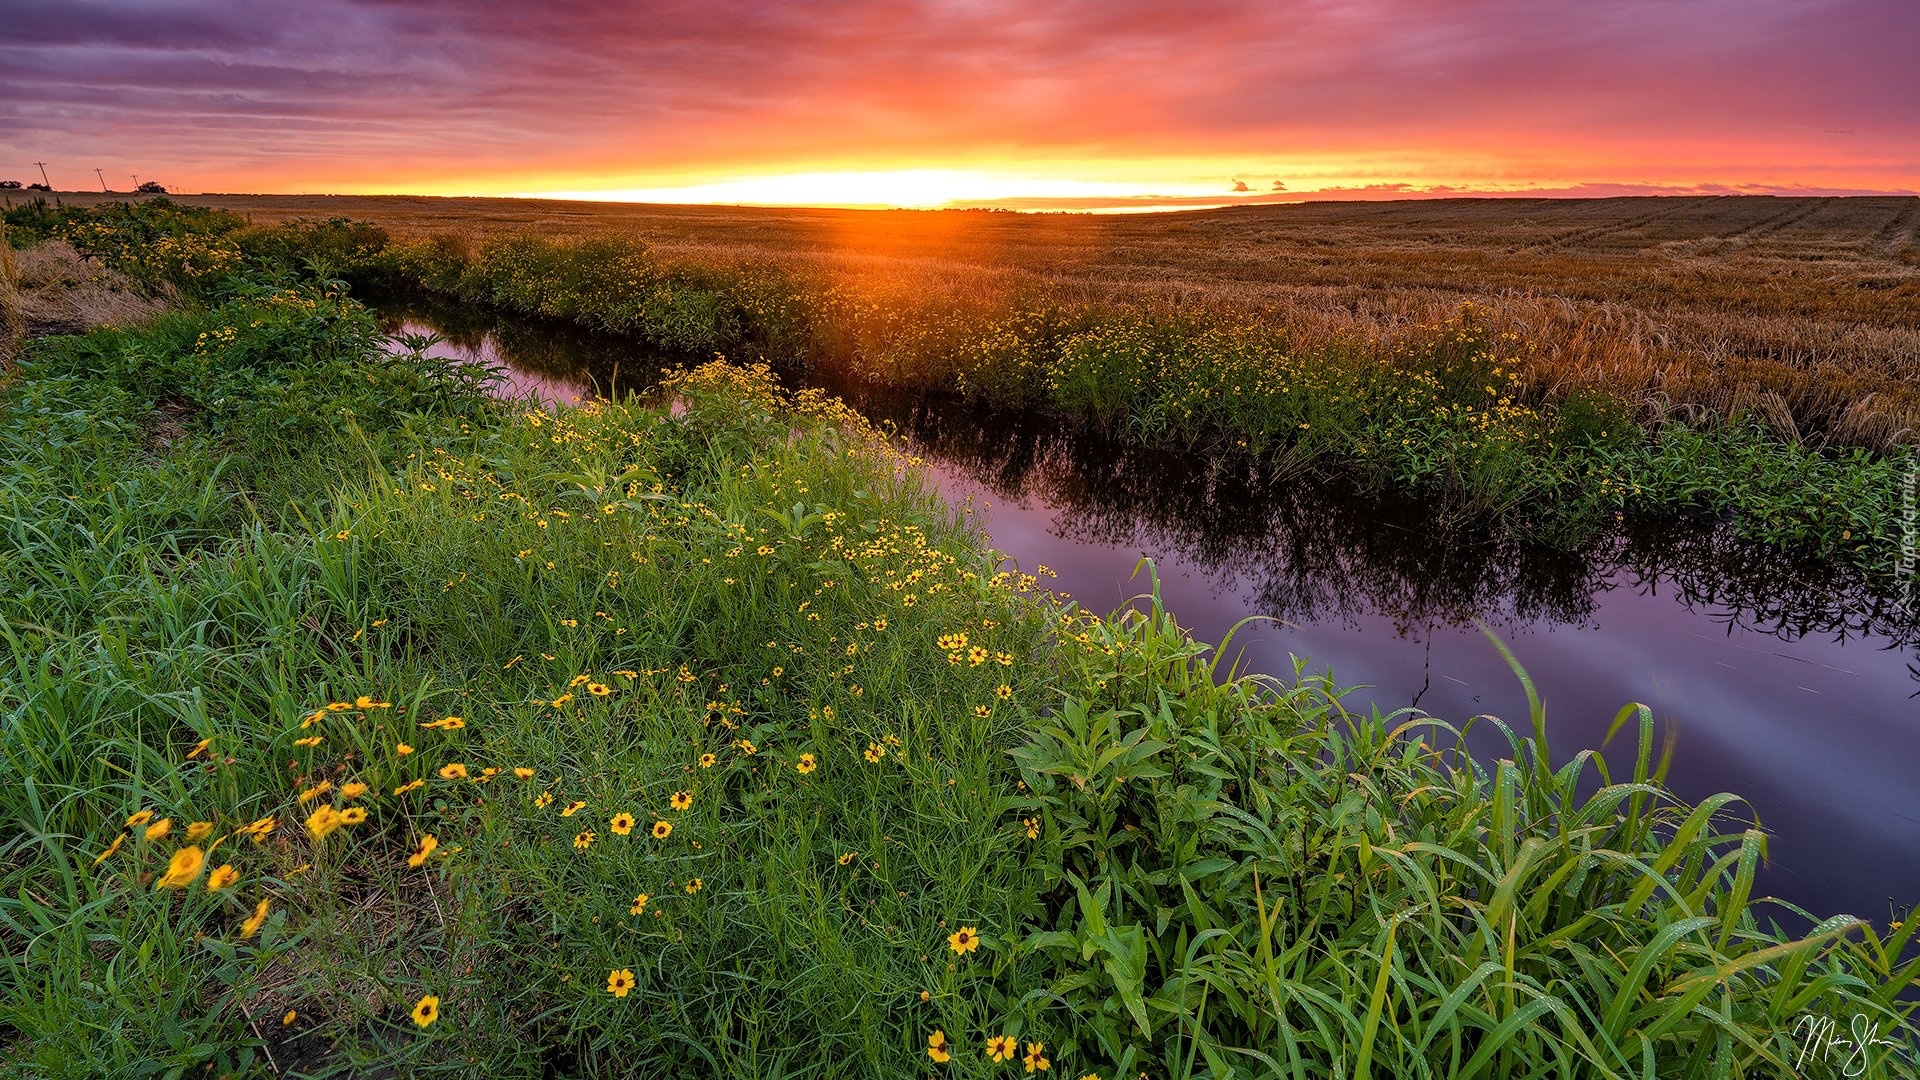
[145,397,197,454]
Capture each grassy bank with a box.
[2,208,1917,1077]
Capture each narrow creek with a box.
[374,294,1920,930]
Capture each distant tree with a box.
[26,183,51,192]
[0,180,21,189]
[136,181,168,194]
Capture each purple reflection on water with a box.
[924,460,1920,926]
[382,317,594,408]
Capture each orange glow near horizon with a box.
[4,1,1916,209]
[510,169,1232,210]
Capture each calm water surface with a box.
[376,298,1920,928]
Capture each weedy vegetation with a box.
[1,201,1916,1077]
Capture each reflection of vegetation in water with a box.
[369,291,677,399]
[366,295,1920,660]
[859,387,1920,656]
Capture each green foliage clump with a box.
[1016,602,1920,1076]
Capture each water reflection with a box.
[845,389,1920,656]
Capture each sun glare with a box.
[513,169,1228,210]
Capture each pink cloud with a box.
[1,0,1914,195]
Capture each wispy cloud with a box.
[2,0,1914,198]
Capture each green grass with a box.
[1,227,1916,1078]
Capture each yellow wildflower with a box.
[305,805,343,841]
[155,845,205,888]
[606,968,636,997]
[92,831,127,865]
[240,897,271,938]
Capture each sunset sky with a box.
[3,0,1916,210]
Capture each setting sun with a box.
[514,169,1231,210]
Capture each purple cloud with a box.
[1,0,1913,195]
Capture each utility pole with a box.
[94,168,107,192]
[131,175,139,191]
[33,162,50,187]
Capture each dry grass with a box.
[37,191,1920,447]
[6,240,171,338]
[0,221,22,359]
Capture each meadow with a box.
[1,201,1917,1077]
[14,192,1918,577]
